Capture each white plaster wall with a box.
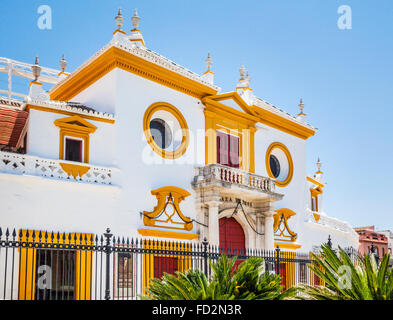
[254,123,307,243]
[72,71,117,115]
[0,173,121,235]
[254,123,358,251]
[111,68,205,237]
[5,67,205,239]
[27,109,115,167]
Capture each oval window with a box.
[265,142,293,187]
[143,102,190,159]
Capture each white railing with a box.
[193,163,276,193]
[0,151,113,185]
[306,209,358,239]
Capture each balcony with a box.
[0,151,114,185]
[192,163,283,201]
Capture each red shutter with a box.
[229,135,240,168]
[216,131,229,166]
[153,257,178,279]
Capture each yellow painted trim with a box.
[49,46,218,101]
[130,38,146,47]
[274,208,297,242]
[26,105,115,124]
[113,28,126,35]
[54,115,97,164]
[143,102,190,159]
[252,105,316,140]
[307,176,325,188]
[203,70,215,75]
[206,92,257,116]
[275,242,302,250]
[203,96,257,173]
[137,229,199,240]
[313,213,321,222]
[57,71,70,77]
[143,186,193,231]
[18,230,94,300]
[60,163,90,179]
[29,81,42,86]
[265,142,294,187]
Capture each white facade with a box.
[0,12,359,255]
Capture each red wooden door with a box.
[219,217,246,269]
[153,256,178,279]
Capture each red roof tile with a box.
[0,107,28,148]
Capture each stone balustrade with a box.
[193,163,278,195]
[0,151,114,185]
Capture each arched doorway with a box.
[219,217,246,269]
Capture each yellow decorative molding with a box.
[265,142,294,187]
[137,229,199,240]
[54,115,97,164]
[26,105,115,124]
[206,92,258,116]
[143,186,193,231]
[275,242,302,250]
[252,105,316,140]
[49,46,218,102]
[143,102,190,159]
[60,163,91,179]
[307,176,325,188]
[202,95,257,173]
[274,208,297,242]
[313,213,321,223]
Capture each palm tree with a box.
[294,244,393,300]
[142,255,291,300]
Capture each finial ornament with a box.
[205,53,213,71]
[316,157,322,173]
[115,8,124,30]
[31,56,41,81]
[299,98,304,113]
[239,64,247,79]
[60,54,67,72]
[245,71,251,87]
[132,8,141,29]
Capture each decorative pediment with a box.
[142,186,193,231]
[204,92,257,116]
[54,115,97,134]
[274,208,297,242]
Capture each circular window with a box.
[143,102,189,159]
[265,142,293,187]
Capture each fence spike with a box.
[12,228,16,239]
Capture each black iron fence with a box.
[0,227,335,300]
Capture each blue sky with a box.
[1,0,392,231]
